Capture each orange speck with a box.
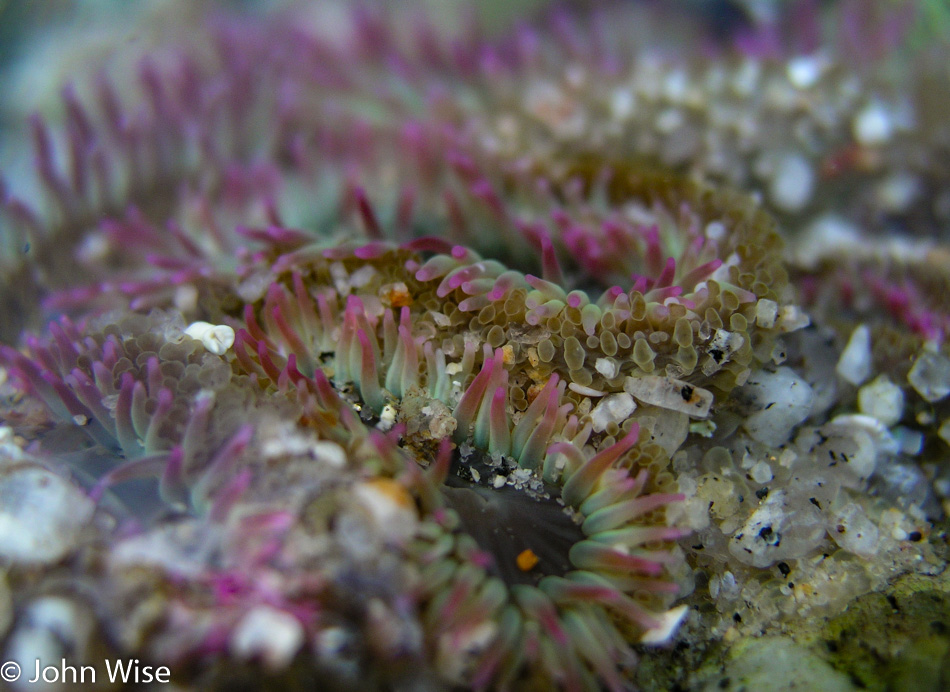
[381,282,413,308]
[525,383,544,405]
[516,548,539,572]
[363,478,414,509]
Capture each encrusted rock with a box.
[0,465,94,565]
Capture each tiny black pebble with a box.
[733,612,742,623]
[909,531,922,542]
[681,385,694,401]
[777,561,791,577]
[755,487,769,500]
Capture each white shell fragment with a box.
[231,605,305,670]
[594,357,620,380]
[835,324,871,386]
[590,393,636,433]
[774,305,811,333]
[823,414,897,484]
[640,605,689,645]
[184,321,236,355]
[624,375,713,418]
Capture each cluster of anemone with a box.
[0,1,948,690]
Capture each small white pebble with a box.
[349,264,377,288]
[876,172,919,213]
[76,233,111,263]
[892,427,924,455]
[312,441,346,467]
[750,460,773,484]
[640,605,688,645]
[778,448,797,468]
[430,311,452,327]
[352,479,418,544]
[938,419,950,447]
[708,330,744,362]
[610,87,635,120]
[755,299,779,329]
[830,503,879,558]
[857,375,904,427]
[836,324,871,385]
[174,284,199,314]
[741,367,814,446]
[689,420,717,437]
[907,348,950,402]
[184,321,235,355]
[704,221,726,241]
[770,152,814,213]
[786,54,826,89]
[231,606,304,670]
[853,101,893,146]
[775,305,811,333]
[376,404,397,431]
[656,108,684,134]
[590,393,636,433]
[732,59,760,96]
[594,357,620,380]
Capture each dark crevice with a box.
[441,447,585,587]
